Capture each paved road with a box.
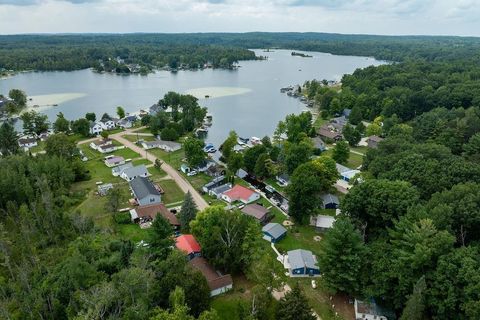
[109,130,209,210]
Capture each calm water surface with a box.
[1,50,384,146]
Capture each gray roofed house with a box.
[276,173,290,186]
[236,168,248,179]
[112,162,133,176]
[129,177,161,206]
[202,175,226,193]
[241,204,269,224]
[209,183,232,198]
[320,193,339,209]
[287,249,320,276]
[311,215,336,232]
[367,135,384,149]
[262,222,287,243]
[121,164,149,181]
[142,139,181,152]
[311,136,326,152]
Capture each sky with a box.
[0,0,479,36]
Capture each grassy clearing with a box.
[131,127,152,134]
[122,134,155,143]
[264,177,286,193]
[350,145,368,154]
[132,158,152,166]
[347,152,364,169]
[112,147,141,159]
[116,223,149,242]
[313,116,329,130]
[157,179,185,205]
[149,148,185,169]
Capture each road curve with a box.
[109,131,209,210]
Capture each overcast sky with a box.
[0,0,479,36]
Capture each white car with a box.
[187,170,198,176]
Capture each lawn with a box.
[112,147,141,159]
[116,223,150,242]
[264,177,286,193]
[131,127,152,134]
[156,179,185,205]
[313,116,329,130]
[30,141,46,153]
[122,134,155,143]
[149,148,185,169]
[275,224,322,256]
[347,152,364,169]
[132,158,152,166]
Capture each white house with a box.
[104,156,125,168]
[90,138,114,151]
[100,119,116,131]
[354,299,390,320]
[141,140,181,152]
[121,165,149,181]
[18,137,38,149]
[89,122,103,135]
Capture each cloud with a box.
[0,0,40,5]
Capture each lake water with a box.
[1,49,384,146]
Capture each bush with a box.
[114,212,131,224]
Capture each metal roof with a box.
[262,222,287,239]
[288,249,318,271]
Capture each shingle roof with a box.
[123,165,149,179]
[210,184,232,195]
[241,204,269,220]
[112,162,133,174]
[223,185,256,202]
[315,215,335,229]
[105,156,124,164]
[189,257,233,291]
[262,223,287,239]
[129,176,159,199]
[320,194,339,205]
[131,203,179,225]
[176,234,201,255]
[288,249,318,270]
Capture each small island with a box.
[291,51,313,58]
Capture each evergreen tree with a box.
[179,192,198,232]
[343,124,361,146]
[318,217,366,295]
[348,106,363,125]
[400,276,426,320]
[0,122,20,155]
[149,215,174,259]
[53,112,70,133]
[276,284,316,320]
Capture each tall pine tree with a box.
[276,284,316,320]
[179,191,198,232]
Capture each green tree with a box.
[348,106,363,125]
[45,133,78,159]
[400,276,426,320]
[342,124,361,146]
[105,187,124,213]
[318,217,366,295]
[8,89,27,108]
[161,127,180,141]
[100,131,109,139]
[366,123,382,137]
[253,153,270,178]
[332,140,349,164]
[286,157,338,223]
[243,144,267,173]
[149,215,174,259]
[85,112,96,122]
[227,152,243,177]
[190,206,262,272]
[276,284,315,320]
[463,132,480,160]
[220,130,237,162]
[53,112,70,133]
[0,122,19,155]
[342,179,419,236]
[20,110,49,135]
[183,137,205,167]
[283,139,313,174]
[117,106,126,119]
[72,118,91,137]
[179,192,197,232]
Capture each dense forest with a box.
[297,32,480,319]
[2,33,480,72]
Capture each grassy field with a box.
[156,179,185,205]
[123,134,155,143]
[346,152,364,169]
[149,148,185,169]
[132,158,152,166]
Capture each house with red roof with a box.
[175,234,202,260]
[221,185,260,204]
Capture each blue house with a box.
[262,223,287,243]
[287,249,320,276]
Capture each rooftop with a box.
[123,165,149,179]
[176,234,201,255]
[189,257,233,291]
[112,162,133,174]
[131,203,179,225]
[129,176,159,199]
[223,185,256,202]
[288,249,318,270]
[241,203,269,220]
[262,222,287,239]
[105,156,124,164]
[314,215,335,229]
[321,193,339,205]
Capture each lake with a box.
[1,49,384,146]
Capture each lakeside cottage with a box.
[336,163,361,182]
[320,193,339,209]
[241,203,270,224]
[121,165,149,181]
[128,176,160,205]
[89,122,103,135]
[286,249,320,277]
[262,222,287,243]
[367,135,384,149]
[221,185,260,204]
[209,183,232,198]
[129,203,178,228]
[189,257,233,297]
[112,162,133,176]
[202,176,227,193]
[18,137,38,149]
[99,118,116,130]
[318,125,343,141]
[176,234,202,260]
[142,139,181,152]
[311,136,326,152]
[104,156,125,168]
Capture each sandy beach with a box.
[185,86,251,99]
[26,93,86,112]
